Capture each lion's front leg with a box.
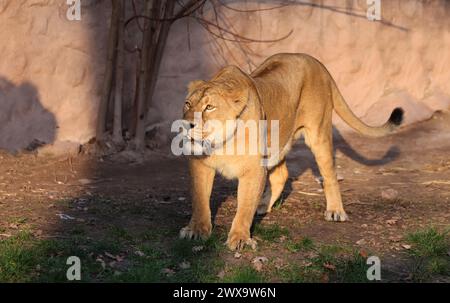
[227,167,266,250]
[180,159,215,240]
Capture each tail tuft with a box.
[389,107,404,126]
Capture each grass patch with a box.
[0,231,102,282]
[272,197,284,210]
[286,237,315,252]
[222,266,266,283]
[0,227,227,283]
[280,244,370,283]
[253,223,289,242]
[405,227,450,281]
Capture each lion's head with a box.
[181,66,259,155]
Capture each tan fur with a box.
[179,53,403,250]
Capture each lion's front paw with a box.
[179,222,212,240]
[324,210,348,222]
[226,230,257,251]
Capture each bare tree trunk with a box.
[128,53,141,138]
[113,0,125,144]
[96,0,120,142]
[133,0,155,150]
[146,0,176,112]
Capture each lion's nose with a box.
[182,120,197,130]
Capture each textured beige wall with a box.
[1,0,449,152]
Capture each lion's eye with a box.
[184,101,191,109]
[205,105,215,111]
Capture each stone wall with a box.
[1,0,449,152]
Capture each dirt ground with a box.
[0,112,449,282]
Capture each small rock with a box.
[252,256,268,272]
[356,238,366,245]
[234,252,242,259]
[381,188,399,200]
[178,197,186,201]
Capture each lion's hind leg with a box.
[304,128,348,222]
[256,160,289,215]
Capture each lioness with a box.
[179,53,403,250]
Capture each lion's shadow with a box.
[209,126,401,228]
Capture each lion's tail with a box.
[331,83,404,138]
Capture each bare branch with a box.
[194,16,293,43]
[216,0,292,13]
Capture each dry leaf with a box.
[161,268,175,276]
[252,257,269,272]
[359,250,369,258]
[96,258,106,270]
[217,270,226,279]
[386,219,398,225]
[323,263,336,271]
[179,261,191,269]
[381,188,399,200]
[356,238,366,245]
[134,250,145,257]
[401,244,412,250]
[192,246,204,253]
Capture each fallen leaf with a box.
[179,261,191,269]
[134,250,145,257]
[161,268,175,276]
[104,252,124,262]
[381,188,399,200]
[192,246,204,253]
[217,270,226,279]
[9,223,19,229]
[323,263,336,271]
[359,250,369,258]
[96,258,106,270]
[356,239,366,245]
[252,257,268,272]
[402,244,412,250]
[386,219,398,225]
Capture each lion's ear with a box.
[187,80,205,93]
